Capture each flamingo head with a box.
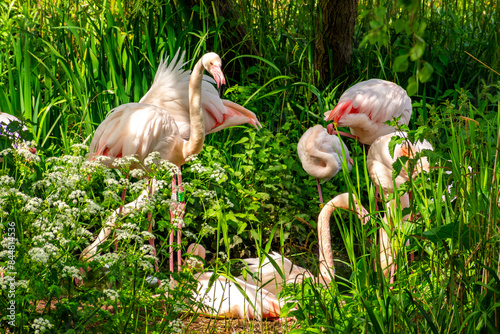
[202,52,227,97]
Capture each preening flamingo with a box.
[367,132,433,278]
[297,125,352,204]
[139,50,262,139]
[324,79,412,145]
[81,52,225,273]
[186,244,282,320]
[239,193,369,294]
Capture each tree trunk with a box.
[314,0,358,85]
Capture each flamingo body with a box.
[88,103,185,169]
[185,244,282,320]
[194,272,281,320]
[239,252,314,296]
[324,79,412,144]
[367,132,432,277]
[140,51,261,139]
[367,132,433,195]
[297,125,352,182]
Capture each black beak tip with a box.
[218,83,226,97]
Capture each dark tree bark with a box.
[314,0,358,85]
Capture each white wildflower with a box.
[17,147,40,162]
[168,319,184,333]
[191,162,208,173]
[0,175,15,186]
[103,289,119,301]
[68,190,86,204]
[144,151,161,167]
[112,155,140,169]
[62,266,83,280]
[52,200,70,211]
[71,143,88,151]
[62,155,84,165]
[22,197,44,213]
[0,148,12,157]
[31,317,54,334]
[130,168,146,178]
[29,248,49,264]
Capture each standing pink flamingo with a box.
[297,125,352,204]
[80,52,226,274]
[239,193,369,294]
[367,132,433,279]
[139,50,262,139]
[324,79,412,145]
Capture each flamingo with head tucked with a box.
[324,79,412,145]
[80,52,228,274]
[297,125,352,204]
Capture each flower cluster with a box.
[31,317,54,334]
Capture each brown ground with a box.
[24,299,294,333]
[182,315,293,334]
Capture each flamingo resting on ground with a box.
[80,52,225,274]
[324,79,412,145]
[139,50,262,139]
[185,244,282,320]
[367,132,433,278]
[297,125,352,204]
[239,193,369,295]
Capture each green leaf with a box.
[393,54,409,72]
[393,19,410,34]
[418,61,434,82]
[410,41,425,61]
[407,76,418,96]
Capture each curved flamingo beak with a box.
[326,123,335,135]
[211,64,227,97]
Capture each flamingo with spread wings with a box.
[324,79,412,145]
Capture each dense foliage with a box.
[0,0,499,333]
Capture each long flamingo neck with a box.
[317,193,369,283]
[184,56,206,158]
[317,198,337,283]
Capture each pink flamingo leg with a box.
[169,177,176,274]
[146,179,159,272]
[316,178,324,204]
[176,172,186,272]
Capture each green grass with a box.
[1,0,499,332]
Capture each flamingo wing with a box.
[88,103,185,168]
